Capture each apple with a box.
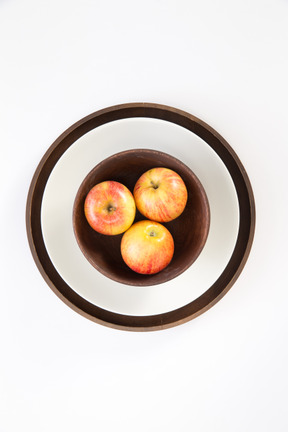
[84,180,136,235]
[133,167,188,222]
[120,220,174,274]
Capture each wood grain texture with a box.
[73,149,210,286]
[26,103,255,331]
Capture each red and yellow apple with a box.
[133,167,188,222]
[120,220,174,274]
[84,181,136,235]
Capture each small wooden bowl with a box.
[73,149,210,286]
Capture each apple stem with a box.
[149,230,156,237]
[150,181,159,189]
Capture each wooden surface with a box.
[26,103,255,331]
[73,148,210,286]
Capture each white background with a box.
[1,0,288,431]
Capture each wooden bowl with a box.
[73,148,210,286]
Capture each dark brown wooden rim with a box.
[26,103,256,331]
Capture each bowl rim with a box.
[26,102,255,331]
[72,147,211,286]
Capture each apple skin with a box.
[120,220,174,274]
[133,167,188,222]
[84,181,136,235]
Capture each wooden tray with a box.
[26,103,255,331]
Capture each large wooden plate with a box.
[26,103,255,331]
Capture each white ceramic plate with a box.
[41,117,239,316]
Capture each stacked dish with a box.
[26,103,255,331]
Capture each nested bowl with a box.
[73,148,210,286]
